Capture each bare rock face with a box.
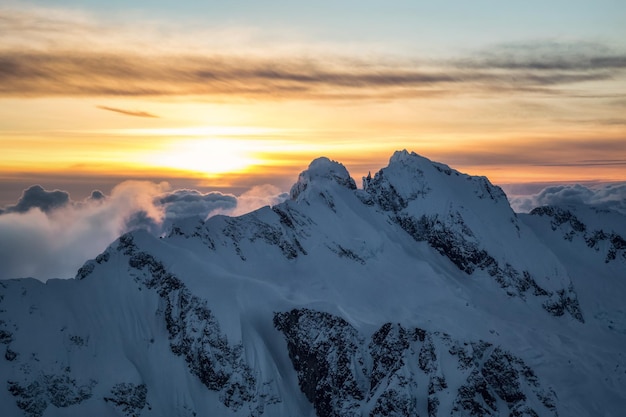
[275,309,558,417]
[2,151,624,417]
[7,367,96,417]
[104,383,148,417]
[530,205,626,263]
[116,234,268,415]
[363,151,584,322]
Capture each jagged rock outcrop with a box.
[165,206,309,262]
[104,383,148,417]
[363,151,583,321]
[7,367,96,417]
[530,205,626,263]
[2,151,623,417]
[114,233,275,415]
[0,286,18,362]
[274,309,367,417]
[275,308,558,417]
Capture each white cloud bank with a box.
[0,182,288,280]
[508,182,626,215]
[3,179,623,280]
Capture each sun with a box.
[145,138,262,176]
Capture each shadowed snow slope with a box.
[1,151,624,417]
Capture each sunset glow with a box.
[1,1,625,206]
[143,138,263,177]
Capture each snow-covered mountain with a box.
[1,150,624,417]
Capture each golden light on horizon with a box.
[108,126,285,138]
[2,123,625,189]
[142,137,264,177]
[1,92,626,201]
[0,1,624,209]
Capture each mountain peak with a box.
[389,149,456,175]
[365,150,508,208]
[390,149,430,165]
[2,151,624,417]
[290,157,356,201]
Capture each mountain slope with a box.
[1,151,624,417]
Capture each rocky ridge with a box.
[530,205,626,263]
[275,308,558,417]
[1,151,624,416]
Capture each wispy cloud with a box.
[97,105,159,118]
[1,7,624,100]
[0,50,461,98]
[534,160,626,167]
[436,137,626,168]
[458,41,626,71]
[0,48,622,100]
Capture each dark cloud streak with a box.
[533,160,626,167]
[0,51,467,98]
[461,41,626,71]
[2,7,625,101]
[96,105,159,118]
[438,138,626,168]
[0,42,624,99]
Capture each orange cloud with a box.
[0,47,623,100]
[1,6,625,101]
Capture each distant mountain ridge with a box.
[1,151,624,416]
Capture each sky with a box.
[1,1,626,279]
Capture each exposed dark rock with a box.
[275,309,559,417]
[530,206,586,233]
[222,212,307,261]
[7,380,47,417]
[123,242,275,414]
[418,333,438,373]
[5,346,17,361]
[167,220,217,250]
[389,211,583,321]
[369,375,418,417]
[319,191,336,212]
[369,323,409,390]
[104,383,148,417]
[361,164,585,322]
[75,262,95,280]
[327,244,366,264]
[482,348,526,404]
[393,212,495,275]
[474,176,508,202]
[274,309,366,417]
[543,285,585,322]
[363,170,411,212]
[69,335,86,347]
[454,369,497,417]
[531,205,626,264]
[0,328,13,345]
[7,367,96,417]
[75,239,112,278]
